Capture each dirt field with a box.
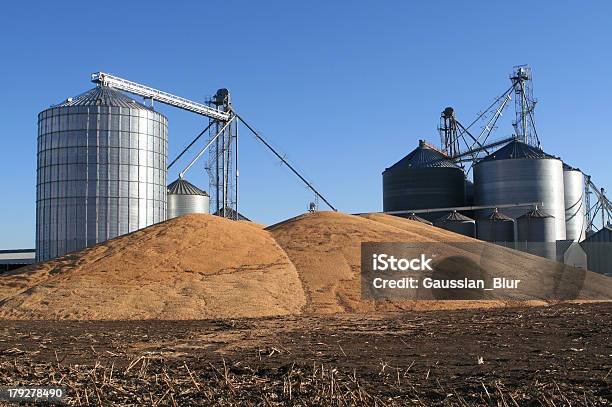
[1,302,610,406]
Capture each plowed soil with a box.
[0,303,610,405]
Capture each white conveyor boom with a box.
[91,72,231,121]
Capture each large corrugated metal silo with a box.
[516,207,556,260]
[473,140,566,241]
[167,178,209,219]
[36,86,168,261]
[383,140,465,219]
[562,164,586,242]
[476,208,515,243]
[433,211,476,237]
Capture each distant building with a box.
[0,249,36,273]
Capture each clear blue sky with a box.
[1,1,611,249]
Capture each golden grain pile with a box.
[0,214,305,319]
[1,212,610,319]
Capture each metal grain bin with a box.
[516,207,556,260]
[474,140,566,241]
[563,163,586,242]
[167,178,209,219]
[404,213,433,226]
[383,140,465,219]
[476,208,515,243]
[433,211,476,237]
[36,86,168,261]
[580,226,612,276]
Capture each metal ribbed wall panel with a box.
[36,87,168,261]
[474,157,566,241]
[563,166,586,242]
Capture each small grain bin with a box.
[477,208,515,244]
[433,211,476,237]
[516,207,556,260]
[167,178,209,219]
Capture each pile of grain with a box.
[1,211,611,320]
[268,212,612,313]
[0,214,305,320]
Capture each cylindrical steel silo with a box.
[476,208,515,243]
[167,178,210,219]
[433,211,476,237]
[383,140,466,220]
[36,86,168,261]
[516,207,556,260]
[473,140,566,241]
[563,163,586,242]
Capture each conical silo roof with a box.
[54,86,153,110]
[405,213,434,225]
[213,208,250,221]
[518,207,554,219]
[481,208,514,222]
[167,178,209,196]
[562,162,581,172]
[384,140,459,172]
[435,210,474,223]
[479,140,556,162]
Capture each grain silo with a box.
[580,226,612,277]
[476,208,515,243]
[167,178,209,219]
[473,140,566,241]
[36,85,168,261]
[562,164,586,242]
[516,207,556,260]
[383,140,465,219]
[433,211,476,237]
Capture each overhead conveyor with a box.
[90,71,336,215]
